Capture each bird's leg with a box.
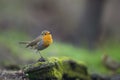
[36,50,42,58]
[36,50,46,62]
[38,52,44,58]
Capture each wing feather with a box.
[26,35,42,47]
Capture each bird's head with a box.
[41,30,53,44]
[41,30,51,36]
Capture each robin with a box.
[19,30,53,58]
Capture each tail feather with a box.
[19,41,29,44]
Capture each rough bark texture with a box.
[0,70,25,80]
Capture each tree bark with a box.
[80,0,105,49]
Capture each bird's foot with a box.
[37,56,46,62]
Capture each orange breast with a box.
[43,34,53,46]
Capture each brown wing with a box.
[26,35,42,48]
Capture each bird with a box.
[19,30,53,58]
[102,54,120,74]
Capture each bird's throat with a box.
[43,34,53,46]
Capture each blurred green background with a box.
[0,0,120,74]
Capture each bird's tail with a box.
[19,41,30,44]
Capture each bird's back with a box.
[26,36,42,48]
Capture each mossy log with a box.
[1,57,120,80]
[23,57,91,80]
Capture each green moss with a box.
[23,57,91,80]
